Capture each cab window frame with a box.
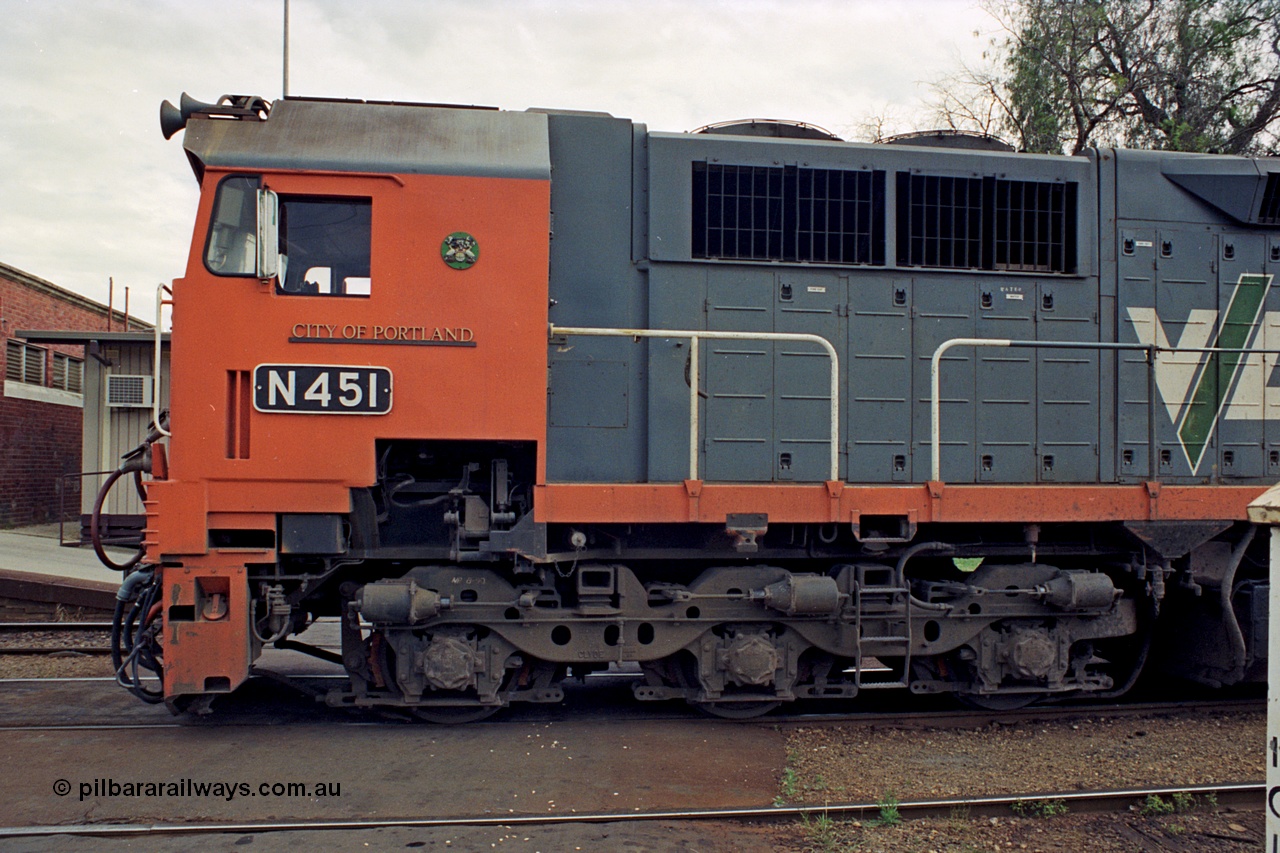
[203,174,265,278]
[273,193,373,298]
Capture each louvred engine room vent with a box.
[1260,172,1280,225]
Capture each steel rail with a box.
[0,623,113,632]
[0,782,1260,838]
[767,696,1266,729]
[0,677,117,683]
[0,647,111,655]
[0,685,1258,730]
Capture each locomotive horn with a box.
[179,91,217,119]
[161,93,223,139]
[159,99,185,139]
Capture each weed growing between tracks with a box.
[1011,797,1068,818]
[786,807,1260,852]
[1139,789,1217,817]
[775,767,797,805]
[794,791,906,850]
[799,808,838,851]
[869,792,901,826]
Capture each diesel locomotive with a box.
[106,92,1279,719]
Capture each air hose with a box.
[111,566,164,703]
[100,413,169,702]
[92,413,167,572]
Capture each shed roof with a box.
[0,262,146,329]
[17,330,168,346]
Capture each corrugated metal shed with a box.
[17,330,169,539]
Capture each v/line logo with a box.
[1126,273,1276,473]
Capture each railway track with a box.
[0,782,1261,839]
[0,681,1262,732]
[0,622,113,631]
[0,647,111,655]
[0,622,113,655]
[770,696,1266,728]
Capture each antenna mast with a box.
[282,0,290,98]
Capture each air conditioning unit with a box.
[106,374,153,408]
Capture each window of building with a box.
[5,340,46,385]
[277,196,372,296]
[51,353,83,394]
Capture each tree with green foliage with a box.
[931,0,1280,154]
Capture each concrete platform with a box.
[0,525,126,586]
[0,525,122,614]
[0,523,345,676]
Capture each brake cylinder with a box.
[761,574,841,615]
[356,580,444,625]
[1040,571,1118,610]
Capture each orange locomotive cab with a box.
[146,97,551,707]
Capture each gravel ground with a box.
[0,622,115,676]
[0,629,115,679]
[0,654,114,679]
[781,709,1264,802]
[775,708,1265,851]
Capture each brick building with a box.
[1,262,137,527]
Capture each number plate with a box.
[253,364,393,414]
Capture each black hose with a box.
[1096,594,1158,699]
[91,469,144,571]
[111,568,164,703]
[91,413,166,572]
[1219,525,1257,685]
[109,597,127,674]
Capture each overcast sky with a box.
[0,0,992,318]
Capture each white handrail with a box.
[929,337,1280,482]
[550,325,840,481]
[154,283,172,437]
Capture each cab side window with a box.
[277,197,372,296]
[204,176,261,276]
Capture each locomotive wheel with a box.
[926,650,1044,711]
[369,628,507,724]
[675,654,782,719]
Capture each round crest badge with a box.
[441,232,479,269]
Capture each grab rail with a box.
[549,325,839,481]
[153,283,172,437]
[930,338,1280,481]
